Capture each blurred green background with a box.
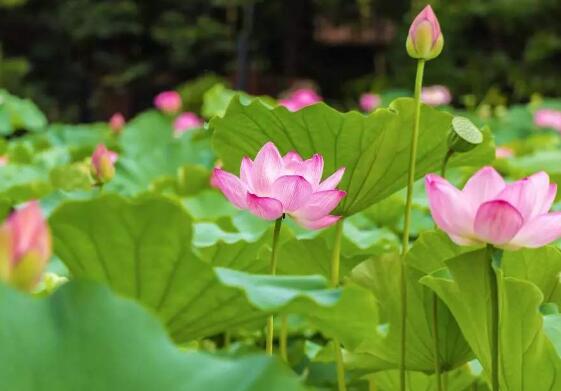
[0,0,560,121]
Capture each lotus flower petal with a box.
[473,200,524,245]
[246,194,284,220]
[271,175,313,212]
[212,168,248,209]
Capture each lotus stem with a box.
[399,58,426,391]
[265,217,283,355]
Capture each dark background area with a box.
[0,0,560,122]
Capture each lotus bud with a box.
[91,144,118,184]
[173,112,203,137]
[154,91,182,114]
[406,5,444,61]
[447,116,483,153]
[359,93,381,112]
[0,202,51,291]
[109,113,126,134]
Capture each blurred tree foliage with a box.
[0,0,560,120]
[0,0,236,121]
[380,0,561,104]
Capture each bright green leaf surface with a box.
[49,194,378,346]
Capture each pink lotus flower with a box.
[109,112,125,133]
[91,144,118,184]
[0,156,8,167]
[534,109,561,132]
[421,85,452,106]
[212,142,346,229]
[154,91,182,114]
[173,112,203,137]
[406,5,444,60]
[279,88,322,112]
[495,146,514,159]
[359,93,381,112]
[426,166,561,249]
[0,201,51,290]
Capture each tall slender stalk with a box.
[331,219,347,391]
[265,217,283,355]
[431,293,443,391]
[487,245,500,391]
[399,58,426,391]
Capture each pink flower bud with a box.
[425,167,561,249]
[154,91,182,114]
[212,142,346,230]
[406,5,444,61]
[173,112,204,137]
[91,144,118,184]
[421,85,452,106]
[109,113,126,134]
[534,109,561,132]
[359,93,381,112]
[0,201,51,291]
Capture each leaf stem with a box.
[265,217,283,355]
[399,58,425,391]
[487,244,500,391]
[331,219,347,391]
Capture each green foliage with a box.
[212,97,494,216]
[422,247,561,390]
[0,89,46,134]
[48,194,380,348]
[0,280,306,390]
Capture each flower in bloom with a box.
[91,144,118,184]
[406,5,444,61]
[0,156,8,166]
[212,142,346,229]
[109,112,125,134]
[173,112,203,137]
[0,201,51,291]
[279,88,322,112]
[534,109,561,132]
[421,85,452,106]
[495,146,514,159]
[360,93,381,112]
[426,166,561,249]
[154,91,182,113]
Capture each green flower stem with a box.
[431,148,454,391]
[331,219,347,391]
[487,244,500,391]
[331,218,344,287]
[399,58,426,391]
[265,217,283,355]
[279,315,288,362]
